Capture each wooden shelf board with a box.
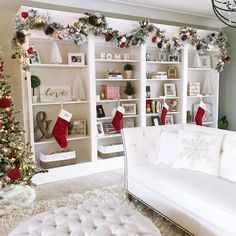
[97,114,140,120]
[32,100,89,106]
[97,133,122,139]
[146,111,181,116]
[188,68,216,71]
[146,61,181,64]
[146,97,181,100]
[147,79,181,81]
[95,59,139,63]
[96,98,140,103]
[34,135,90,145]
[96,79,139,81]
[188,121,215,125]
[30,64,88,68]
[187,95,216,99]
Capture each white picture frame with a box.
[164,83,176,97]
[199,55,211,68]
[30,50,41,64]
[97,122,104,136]
[68,53,85,65]
[40,86,71,102]
[166,115,174,125]
[122,103,136,115]
[168,55,179,62]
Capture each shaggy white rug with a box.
[0,185,189,236]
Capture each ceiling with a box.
[28,0,223,28]
[107,0,215,18]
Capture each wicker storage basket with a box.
[97,144,124,159]
[39,150,77,169]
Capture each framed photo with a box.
[96,122,104,136]
[96,105,105,118]
[151,116,161,126]
[68,53,85,65]
[122,103,136,115]
[122,117,135,128]
[166,115,174,125]
[68,120,86,135]
[199,55,211,68]
[146,86,151,98]
[40,86,71,102]
[30,50,41,64]
[164,83,176,97]
[167,66,178,79]
[168,55,179,62]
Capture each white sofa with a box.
[122,124,236,236]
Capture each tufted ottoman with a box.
[9,201,161,236]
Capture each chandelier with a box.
[212,0,236,27]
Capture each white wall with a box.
[219,27,236,131]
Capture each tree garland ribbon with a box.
[12,9,230,72]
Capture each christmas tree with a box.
[0,58,44,188]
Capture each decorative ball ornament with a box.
[21,11,28,19]
[7,168,21,180]
[0,97,11,108]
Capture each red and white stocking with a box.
[52,109,72,148]
[112,106,125,131]
[195,101,206,126]
[161,102,169,125]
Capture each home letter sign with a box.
[40,86,71,102]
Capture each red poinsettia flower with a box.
[7,168,21,180]
[222,56,230,63]
[21,11,29,19]
[0,97,11,108]
[119,42,125,48]
[152,36,157,43]
[27,47,33,55]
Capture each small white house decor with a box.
[40,86,71,102]
[192,52,201,68]
[68,53,85,65]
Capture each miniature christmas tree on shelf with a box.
[0,58,44,189]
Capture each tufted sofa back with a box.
[122,124,184,165]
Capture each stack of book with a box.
[103,122,120,134]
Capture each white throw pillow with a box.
[172,130,223,176]
[155,131,178,165]
[220,133,236,183]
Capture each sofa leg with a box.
[125,192,133,201]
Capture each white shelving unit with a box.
[184,46,219,127]
[19,6,220,184]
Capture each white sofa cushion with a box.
[155,131,178,165]
[172,130,223,176]
[129,163,236,235]
[220,133,236,183]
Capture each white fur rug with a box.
[0,185,189,236]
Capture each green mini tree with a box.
[124,63,133,71]
[124,82,135,96]
[31,75,41,96]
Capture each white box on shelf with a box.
[40,150,76,162]
[39,150,77,169]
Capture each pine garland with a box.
[12,9,230,72]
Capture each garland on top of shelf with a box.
[11,9,230,72]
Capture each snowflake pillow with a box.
[172,129,223,176]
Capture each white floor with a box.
[34,169,124,201]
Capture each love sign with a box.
[40,86,71,102]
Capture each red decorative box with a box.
[102,84,120,100]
